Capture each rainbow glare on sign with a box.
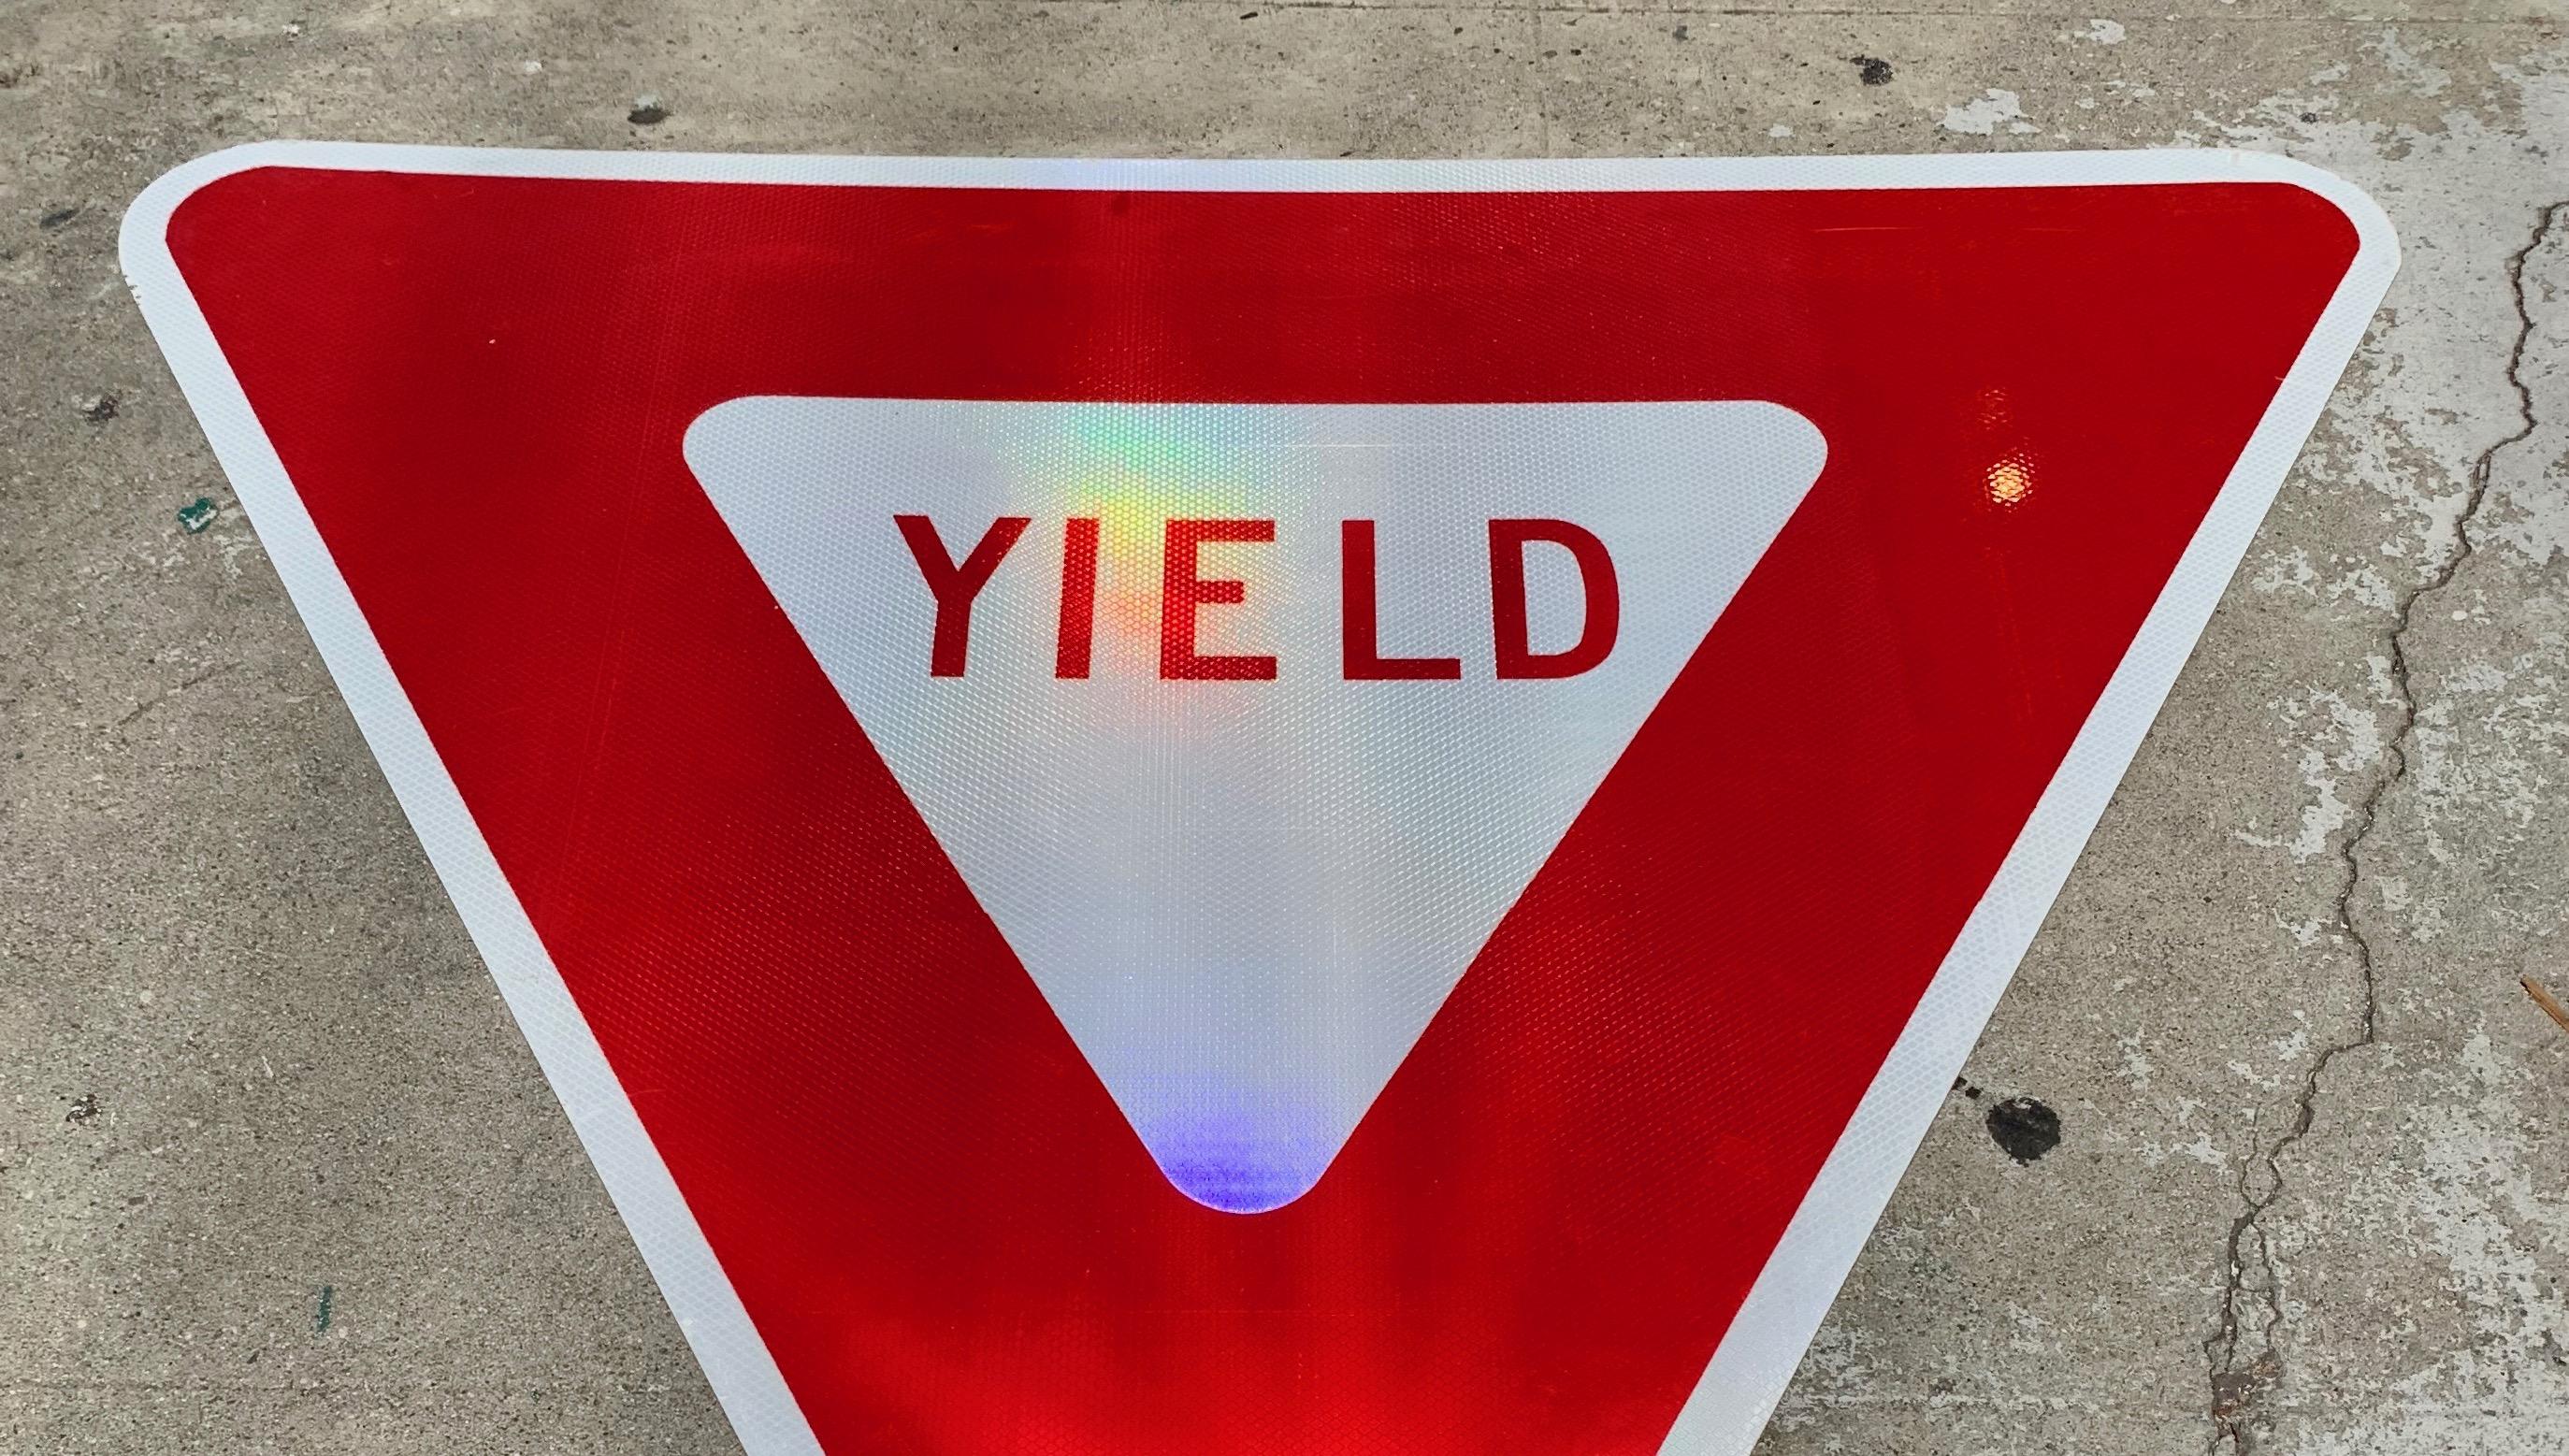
[1013,406,1281,655]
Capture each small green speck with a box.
[313,1284,333,1334]
[177,497,218,534]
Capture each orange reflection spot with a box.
[1986,455,2034,507]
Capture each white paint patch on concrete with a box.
[2247,547,2395,615]
[2233,689,2386,862]
[2251,546,2320,596]
[2227,1060,2285,1091]
[2085,20,2127,45]
[1941,89,2027,136]
[2273,911,2328,948]
[2368,26,2453,98]
[2116,1030,2155,1091]
[2339,566,2395,613]
[2410,647,2569,841]
[2368,874,2451,943]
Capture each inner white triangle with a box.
[686,398,1825,1213]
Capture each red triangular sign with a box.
[125,146,2394,1456]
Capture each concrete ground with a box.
[3,2,2565,1452]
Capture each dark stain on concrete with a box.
[1849,55,1895,86]
[1984,1096,2060,1163]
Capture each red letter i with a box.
[1056,517,1101,679]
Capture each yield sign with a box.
[124,145,2394,1454]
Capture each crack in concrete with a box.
[2201,198,2566,1455]
[109,661,235,732]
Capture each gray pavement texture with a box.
[3,3,2567,1453]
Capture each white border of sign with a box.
[123,144,2396,1456]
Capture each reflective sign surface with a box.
[124,147,2395,1455]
